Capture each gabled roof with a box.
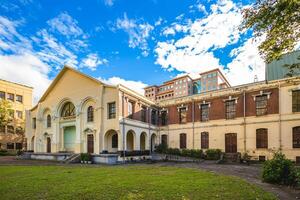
[31,65,115,110]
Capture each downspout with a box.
[100,86,105,154]
[192,99,195,149]
[148,107,151,152]
[121,91,125,163]
[243,91,246,153]
[278,81,282,150]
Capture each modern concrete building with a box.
[144,68,230,101]
[0,79,33,151]
[25,66,300,162]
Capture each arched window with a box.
[47,114,51,128]
[112,134,118,148]
[179,133,187,149]
[87,106,94,122]
[61,102,75,118]
[293,126,300,148]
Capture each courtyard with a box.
[0,156,299,200]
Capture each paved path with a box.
[0,156,299,199]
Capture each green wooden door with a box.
[64,126,76,151]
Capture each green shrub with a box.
[155,143,168,153]
[181,149,191,157]
[166,148,181,156]
[190,149,204,159]
[80,153,91,162]
[0,149,8,156]
[262,151,298,186]
[205,149,222,160]
[164,148,203,159]
[296,168,300,187]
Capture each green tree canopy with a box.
[0,100,13,127]
[241,0,300,63]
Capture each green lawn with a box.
[0,165,276,200]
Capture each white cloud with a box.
[155,0,249,80]
[197,4,208,15]
[47,12,84,38]
[0,16,32,54]
[162,27,176,36]
[82,53,108,71]
[0,14,108,101]
[225,36,265,85]
[115,13,154,57]
[104,0,114,7]
[0,53,51,103]
[99,76,147,95]
[154,17,163,26]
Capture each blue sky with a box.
[0,0,265,102]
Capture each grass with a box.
[0,165,276,200]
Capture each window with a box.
[225,100,236,119]
[256,128,268,148]
[161,110,167,126]
[179,107,187,123]
[108,102,116,119]
[256,95,268,116]
[32,118,36,129]
[8,109,14,118]
[16,95,23,103]
[16,126,23,134]
[7,93,14,101]
[293,126,300,148]
[61,102,75,118]
[151,110,157,125]
[179,133,187,149]
[6,143,14,149]
[87,106,94,122]
[200,104,209,121]
[7,125,14,133]
[201,132,209,149]
[292,90,300,112]
[47,114,51,128]
[161,135,168,146]
[112,134,118,148]
[0,91,5,99]
[0,125,5,133]
[16,143,22,150]
[16,110,23,119]
[141,106,147,122]
[128,101,134,119]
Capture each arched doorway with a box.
[140,132,147,150]
[150,134,157,152]
[87,134,94,153]
[60,101,76,152]
[46,137,51,153]
[126,130,135,151]
[104,130,118,152]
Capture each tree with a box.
[0,100,13,127]
[241,0,300,63]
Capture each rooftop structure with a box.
[144,68,230,101]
